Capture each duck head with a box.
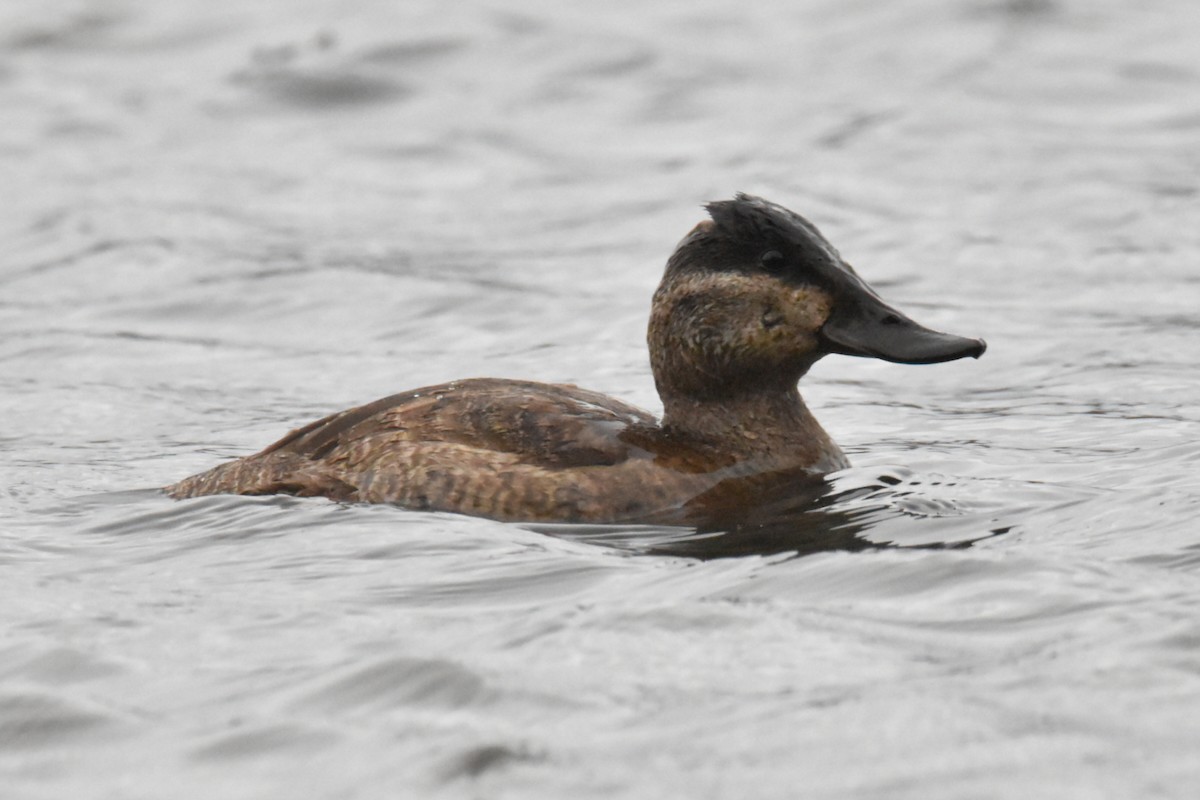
[648,194,986,403]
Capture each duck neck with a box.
[657,383,846,469]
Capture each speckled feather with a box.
[167,379,734,522]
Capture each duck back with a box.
[167,379,721,522]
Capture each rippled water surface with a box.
[3,0,1200,797]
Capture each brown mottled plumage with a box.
[168,194,985,523]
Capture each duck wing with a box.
[167,378,663,514]
[260,378,657,467]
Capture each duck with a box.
[167,194,985,524]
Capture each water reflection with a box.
[531,469,1013,560]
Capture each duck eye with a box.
[759,250,785,274]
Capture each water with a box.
[3,0,1199,797]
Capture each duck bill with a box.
[819,286,986,365]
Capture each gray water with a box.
[3,0,1200,797]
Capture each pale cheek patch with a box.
[780,286,833,330]
[749,286,832,358]
[654,274,833,370]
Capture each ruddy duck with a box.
[168,194,985,523]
